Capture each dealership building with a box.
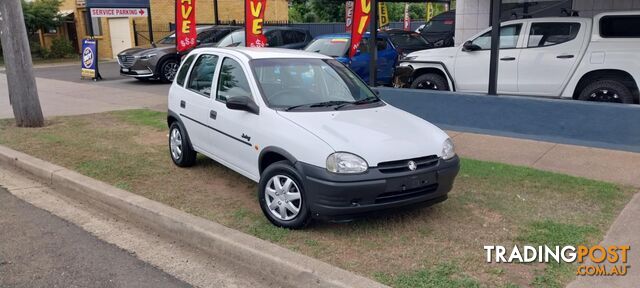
[40,0,289,60]
[454,0,640,45]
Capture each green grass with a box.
[517,220,598,247]
[376,263,481,288]
[111,109,167,131]
[0,109,635,288]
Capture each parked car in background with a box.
[384,29,432,57]
[304,32,401,86]
[167,47,459,228]
[419,10,456,48]
[215,27,312,49]
[117,26,241,82]
[395,11,640,104]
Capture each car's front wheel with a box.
[578,80,634,104]
[411,73,449,91]
[169,121,196,167]
[159,59,179,83]
[259,161,311,229]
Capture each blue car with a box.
[304,33,400,86]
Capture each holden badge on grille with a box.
[408,161,417,171]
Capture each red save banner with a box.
[403,4,411,31]
[176,0,197,53]
[349,0,371,58]
[245,0,268,47]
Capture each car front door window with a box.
[472,24,522,49]
[216,58,252,103]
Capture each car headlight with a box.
[401,55,417,62]
[136,53,157,60]
[442,138,456,160]
[326,152,368,174]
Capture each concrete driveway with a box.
[0,62,170,119]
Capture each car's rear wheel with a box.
[411,73,448,91]
[578,80,633,104]
[169,122,196,167]
[259,161,311,229]
[159,59,179,83]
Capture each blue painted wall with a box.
[379,88,640,153]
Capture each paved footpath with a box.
[0,186,191,288]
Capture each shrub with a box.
[50,37,75,58]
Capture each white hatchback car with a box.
[167,47,460,228]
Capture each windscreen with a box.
[304,38,350,57]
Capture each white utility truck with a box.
[395,11,640,104]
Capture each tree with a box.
[0,0,45,127]
[21,0,62,37]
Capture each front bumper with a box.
[296,155,460,220]
[392,65,414,88]
[117,57,155,78]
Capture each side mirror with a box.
[462,41,481,52]
[226,96,259,114]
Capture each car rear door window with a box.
[472,24,522,49]
[265,31,282,47]
[217,58,252,103]
[176,55,196,86]
[527,22,580,47]
[600,15,640,38]
[282,30,306,45]
[187,54,219,97]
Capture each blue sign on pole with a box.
[81,38,100,80]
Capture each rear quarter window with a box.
[600,15,640,38]
[176,55,196,86]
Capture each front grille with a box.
[375,184,438,204]
[377,155,439,174]
[118,55,135,68]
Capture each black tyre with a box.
[169,121,196,167]
[578,80,634,104]
[259,161,311,229]
[411,73,449,90]
[158,58,179,83]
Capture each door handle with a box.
[180,100,186,108]
[210,110,217,120]
[557,54,575,59]
[500,57,516,61]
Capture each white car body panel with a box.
[402,11,640,100]
[169,47,451,182]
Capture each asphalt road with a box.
[0,187,191,288]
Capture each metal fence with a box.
[164,21,428,40]
[133,21,173,46]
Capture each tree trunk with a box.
[0,0,44,127]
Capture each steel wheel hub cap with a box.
[170,128,183,160]
[265,175,302,221]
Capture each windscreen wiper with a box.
[284,101,351,111]
[334,97,381,110]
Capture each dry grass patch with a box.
[0,109,634,288]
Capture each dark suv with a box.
[215,27,312,49]
[117,26,241,82]
[419,10,456,48]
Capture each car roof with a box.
[315,32,389,39]
[229,26,309,32]
[191,47,332,60]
